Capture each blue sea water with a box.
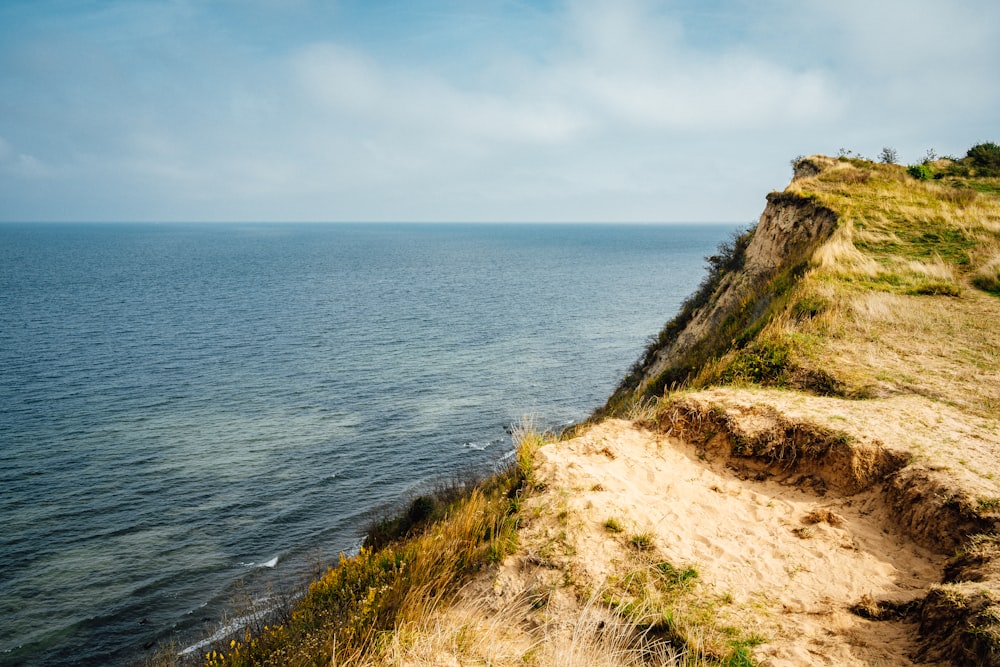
[0,222,739,666]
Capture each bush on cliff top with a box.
[968,142,1000,176]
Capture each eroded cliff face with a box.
[626,188,838,401]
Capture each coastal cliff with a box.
[167,149,1000,666]
[592,151,1000,664]
[603,185,839,410]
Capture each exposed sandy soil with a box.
[396,415,958,666]
[520,419,946,666]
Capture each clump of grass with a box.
[976,497,1000,515]
[792,293,828,320]
[719,337,792,386]
[628,531,657,552]
[602,553,762,666]
[972,256,1000,295]
[510,418,546,491]
[364,476,480,551]
[604,517,625,533]
[906,278,962,296]
[942,187,979,207]
[655,562,699,587]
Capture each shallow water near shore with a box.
[0,222,737,665]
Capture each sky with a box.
[1,0,998,223]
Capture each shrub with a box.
[879,146,899,164]
[721,338,792,386]
[967,142,1000,175]
[907,164,932,180]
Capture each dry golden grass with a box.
[972,253,1000,293]
[381,580,689,666]
[719,156,1000,424]
[789,159,1000,288]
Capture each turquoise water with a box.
[0,222,738,665]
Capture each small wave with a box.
[494,448,518,471]
[179,613,256,656]
[178,591,294,657]
[463,441,489,451]
[345,538,364,559]
[463,437,506,451]
[238,555,279,569]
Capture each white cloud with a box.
[551,0,842,130]
[2,0,997,221]
[288,0,843,176]
[0,136,50,178]
[562,55,840,130]
[783,0,1000,124]
[812,0,999,70]
[292,42,592,146]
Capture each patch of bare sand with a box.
[527,419,945,666]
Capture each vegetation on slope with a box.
[603,144,1000,419]
[153,432,539,666]
[756,153,1000,410]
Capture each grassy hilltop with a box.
[163,145,1000,666]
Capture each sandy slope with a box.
[520,419,946,666]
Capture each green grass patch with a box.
[603,556,762,667]
[853,226,977,267]
[792,293,828,320]
[654,561,699,587]
[720,338,792,386]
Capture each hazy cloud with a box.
[0,136,49,178]
[0,0,997,222]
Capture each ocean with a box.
[0,222,739,665]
